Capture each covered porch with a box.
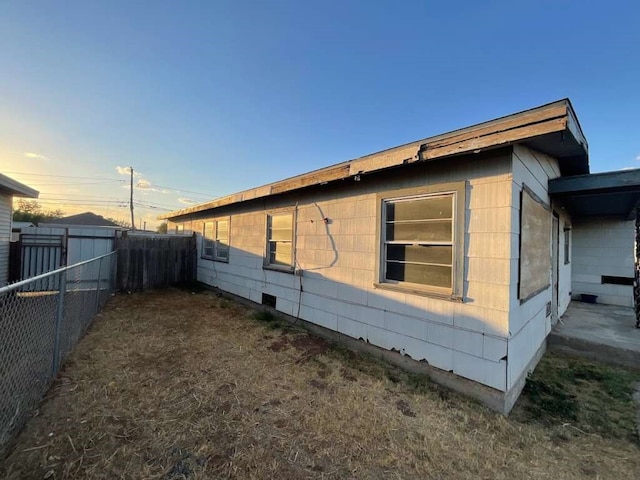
[548,168,640,367]
[549,301,640,368]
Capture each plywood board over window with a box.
[519,185,551,302]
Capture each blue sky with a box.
[1,1,638,226]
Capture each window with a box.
[202,219,230,261]
[266,212,294,269]
[564,227,570,265]
[377,182,465,297]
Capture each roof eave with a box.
[161,99,588,220]
[0,173,39,198]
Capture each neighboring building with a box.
[39,211,123,228]
[161,99,640,412]
[0,174,39,285]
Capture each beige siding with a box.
[182,151,514,392]
[508,145,572,389]
[572,217,634,307]
[0,193,12,285]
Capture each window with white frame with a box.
[381,192,457,293]
[202,219,230,261]
[266,212,294,268]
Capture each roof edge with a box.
[0,173,39,198]
[161,99,586,220]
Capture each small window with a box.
[382,192,456,293]
[266,212,294,269]
[564,228,570,265]
[202,219,230,262]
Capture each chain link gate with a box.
[0,251,117,456]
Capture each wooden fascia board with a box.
[565,100,589,153]
[426,103,567,150]
[420,117,567,160]
[160,101,574,220]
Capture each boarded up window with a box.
[519,187,551,301]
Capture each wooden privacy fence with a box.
[116,234,197,291]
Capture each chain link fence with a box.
[0,251,117,456]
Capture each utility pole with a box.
[129,166,135,230]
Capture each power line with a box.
[36,199,125,204]
[39,192,127,199]
[3,171,123,181]
[9,170,215,199]
[33,199,127,205]
[134,199,179,209]
[21,180,126,186]
[145,183,213,198]
[133,201,172,211]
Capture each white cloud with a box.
[132,178,171,194]
[136,179,152,189]
[116,166,143,177]
[178,197,195,205]
[636,155,640,161]
[24,152,49,160]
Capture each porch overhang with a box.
[549,168,640,219]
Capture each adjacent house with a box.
[19,212,125,276]
[1,173,39,285]
[161,99,640,412]
[39,211,123,229]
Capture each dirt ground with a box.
[2,289,639,479]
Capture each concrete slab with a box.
[549,301,640,368]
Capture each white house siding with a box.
[181,151,514,392]
[571,217,634,307]
[0,192,12,285]
[507,145,572,390]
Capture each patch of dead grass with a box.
[1,289,639,479]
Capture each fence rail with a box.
[0,251,117,456]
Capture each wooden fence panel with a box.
[116,235,197,291]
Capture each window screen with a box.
[267,213,293,268]
[382,193,454,290]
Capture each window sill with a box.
[373,282,463,302]
[262,265,295,275]
[201,256,229,263]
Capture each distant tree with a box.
[105,217,132,228]
[12,200,64,224]
[156,221,168,234]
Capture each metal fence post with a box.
[95,256,103,312]
[52,269,66,377]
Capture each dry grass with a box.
[2,289,639,479]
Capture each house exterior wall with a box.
[0,192,12,285]
[571,217,634,307]
[172,150,515,393]
[507,145,571,390]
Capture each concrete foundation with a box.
[206,284,526,414]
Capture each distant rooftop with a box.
[45,212,122,227]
